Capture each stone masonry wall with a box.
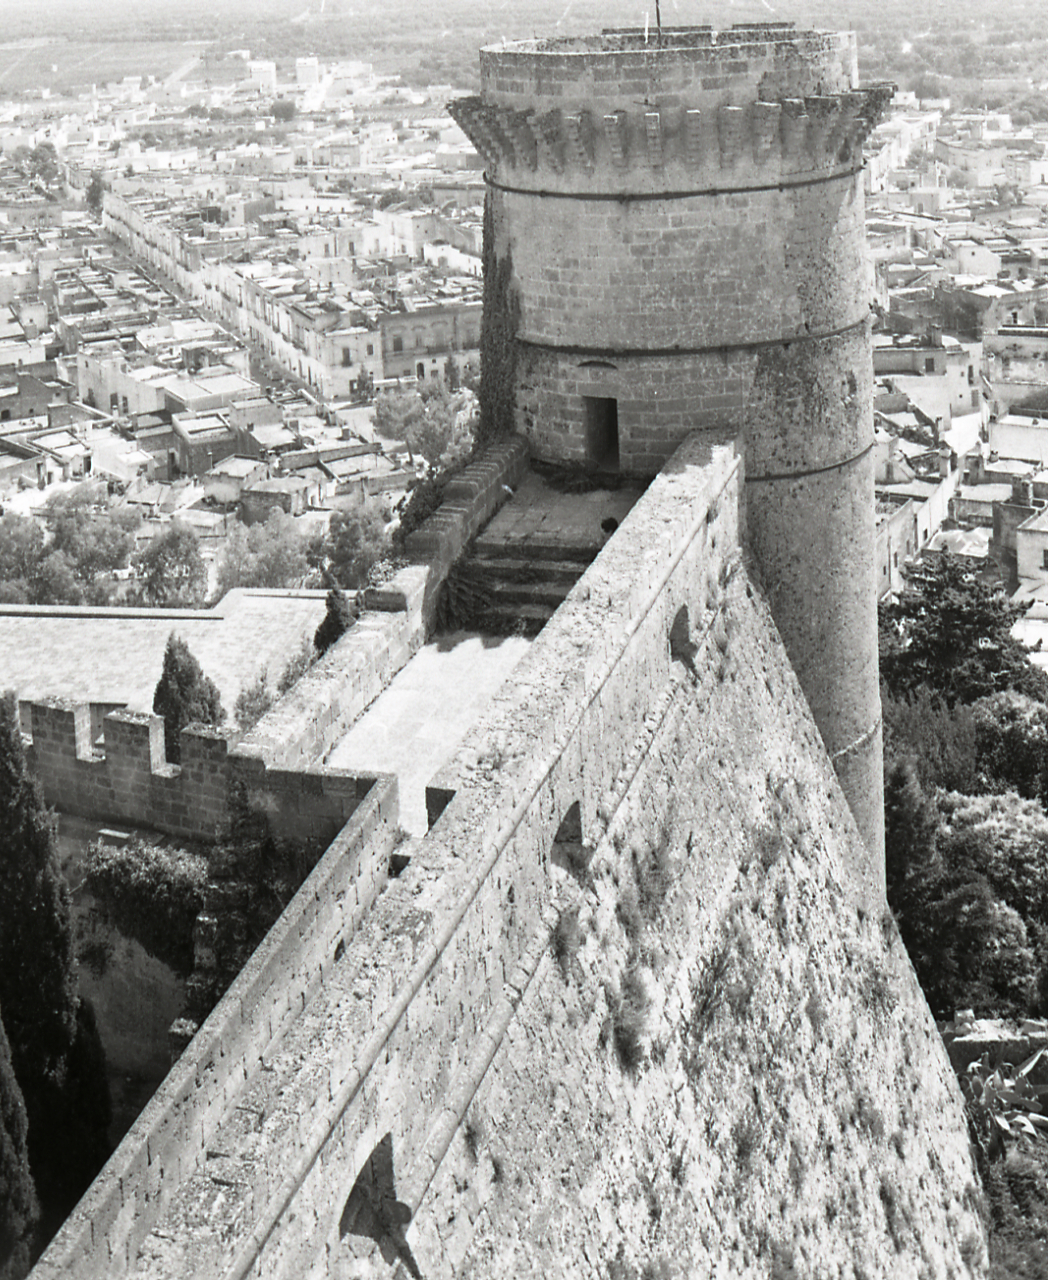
[27,702,233,842]
[403,434,529,628]
[431,562,980,1279]
[479,28,858,113]
[57,433,984,1279]
[25,701,362,851]
[30,771,399,1280]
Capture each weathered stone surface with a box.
[31,433,985,1280]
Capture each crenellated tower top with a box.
[450,26,893,193]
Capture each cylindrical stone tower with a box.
[450,25,892,875]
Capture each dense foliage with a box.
[0,1007,37,1280]
[83,838,208,977]
[214,509,308,596]
[879,553,1048,706]
[885,762,1043,1019]
[133,522,207,608]
[0,500,139,607]
[477,200,518,449]
[884,686,1048,804]
[882,685,979,794]
[372,383,476,471]
[392,470,456,547]
[152,633,225,764]
[308,504,388,590]
[313,587,356,657]
[881,554,1048,1023]
[0,695,110,1228]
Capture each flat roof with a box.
[0,589,328,715]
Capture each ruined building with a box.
[32,27,987,1280]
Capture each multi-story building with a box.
[104,189,481,401]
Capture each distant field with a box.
[0,40,220,95]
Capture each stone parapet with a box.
[403,434,529,629]
[449,86,892,190]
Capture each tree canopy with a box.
[372,383,476,471]
[885,762,1042,1020]
[879,552,1048,705]
[85,171,104,216]
[214,509,308,597]
[133,522,207,608]
[0,1005,37,1280]
[308,504,388,590]
[0,504,139,606]
[152,633,225,764]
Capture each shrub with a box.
[276,636,315,695]
[612,963,651,1077]
[234,669,273,735]
[634,838,673,922]
[552,908,583,980]
[235,638,316,736]
[392,470,455,547]
[83,838,208,977]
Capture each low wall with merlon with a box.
[25,699,370,852]
[31,771,399,1280]
[26,702,232,842]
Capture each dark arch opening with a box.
[339,1133,419,1276]
[669,604,698,674]
[552,801,591,881]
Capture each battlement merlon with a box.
[448,85,893,189]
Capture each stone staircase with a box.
[454,533,602,637]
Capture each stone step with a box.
[467,554,588,585]
[483,578,574,609]
[473,534,601,564]
[478,603,555,638]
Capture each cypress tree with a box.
[0,694,110,1228]
[0,1005,37,1280]
[313,587,356,657]
[152,633,225,764]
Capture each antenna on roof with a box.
[655,0,662,35]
